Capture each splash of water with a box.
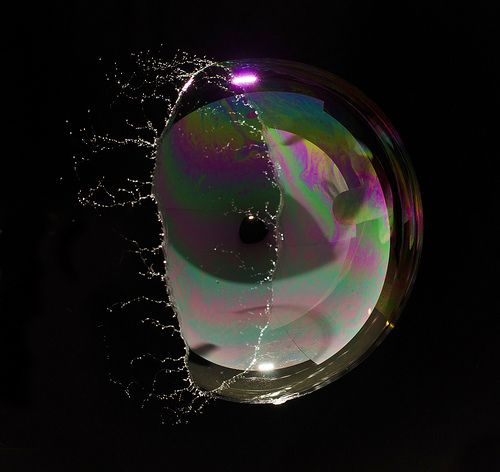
[72,48,282,423]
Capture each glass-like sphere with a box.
[153,59,423,404]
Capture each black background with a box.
[1,1,499,470]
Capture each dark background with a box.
[1,1,499,470]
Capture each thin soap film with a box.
[77,52,422,419]
[154,59,422,405]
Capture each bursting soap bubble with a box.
[153,59,423,404]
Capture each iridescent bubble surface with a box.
[153,59,423,403]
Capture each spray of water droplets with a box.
[70,49,283,423]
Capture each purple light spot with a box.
[231,73,258,86]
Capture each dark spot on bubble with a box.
[239,215,269,244]
[282,134,303,146]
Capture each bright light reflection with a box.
[181,76,194,92]
[258,362,275,372]
[231,73,258,86]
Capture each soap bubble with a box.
[153,59,423,404]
